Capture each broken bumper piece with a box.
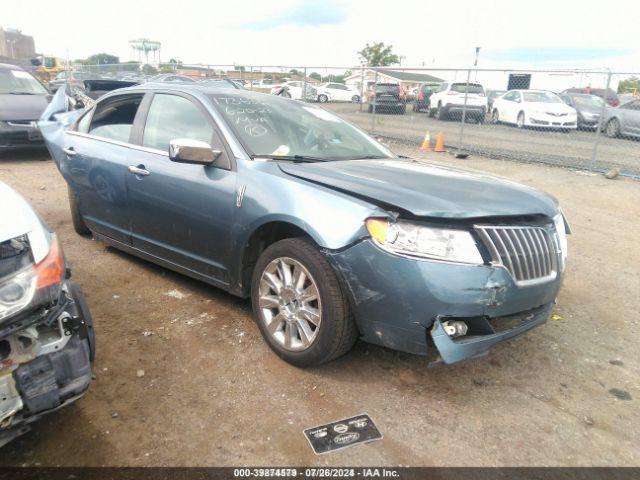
[431,303,553,364]
[0,282,94,448]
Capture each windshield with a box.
[489,90,506,98]
[572,94,604,109]
[210,92,394,161]
[523,91,562,103]
[0,69,48,94]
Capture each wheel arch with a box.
[237,219,323,296]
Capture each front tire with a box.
[68,185,91,236]
[318,94,328,103]
[251,238,357,367]
[605,118,620,138]
[491,108,500,123]
[436,103,446,120]
[517,111,525,129]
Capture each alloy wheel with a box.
[258,257,322,351]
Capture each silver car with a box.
[603,98,640,139]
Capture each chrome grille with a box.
[475,225,559,285]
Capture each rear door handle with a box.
[128,165,150,176]
[63,147,77,156]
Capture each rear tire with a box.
[436,103,446,120]
[428,107,436,118]
[517,111,525,129]
[68,186,91,236]
[318,94,328,103]
[251,238,358,367]
[399,104,406,115]
[491,109,499,123]
[351,95,360,103]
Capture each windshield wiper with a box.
[252,154,327,163]
[9,91,37,95]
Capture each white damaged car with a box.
[0,180,95,448]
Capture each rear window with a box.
[451,83,484,94]
[375,84,400,93]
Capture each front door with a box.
[64,93,145,244]
[126,92,237,285]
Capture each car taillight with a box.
[35,235,65,289]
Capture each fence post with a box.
[250,66,253,91]
[457,68,471,153]
[359,66,365,112]
[371,70,378,134]
[303,66,307,102]
[590,70,612,168]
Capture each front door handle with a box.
[128,165,150,177]
[63,147,77,156]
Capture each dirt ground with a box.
[0,145,638,467]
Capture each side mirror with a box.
[169,139,221,165]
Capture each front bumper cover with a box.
[326,239,563,364]
[0,121,45,150]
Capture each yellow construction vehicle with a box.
[33,56,66,85]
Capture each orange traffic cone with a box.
[421,131,431,151]
[434,132,446,152]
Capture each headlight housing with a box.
[0,234,65,323]
[553,213,569,270]
[365,218,483,264]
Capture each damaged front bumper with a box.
[0,282,94,448]
[327,239,563,364]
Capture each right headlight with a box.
[365,218,483,264]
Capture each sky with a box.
[3,0,639,72]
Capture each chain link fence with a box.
[54,62,640,178]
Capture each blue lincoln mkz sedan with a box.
[40,83,569,367]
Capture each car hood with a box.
[0,94,50,121]
[278,159,558,219]
[528,102,574,114]
[0,181,49,262]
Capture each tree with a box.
[618,76,640,94]
[309,72,322,82]
[357,42,401,67]
[86,53,120,65]
[141,64,158,75]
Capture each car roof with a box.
[0,63,25,71]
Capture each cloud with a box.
[243,0,348,30]
[484,47,633,64]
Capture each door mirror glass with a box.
[169,138,220,165]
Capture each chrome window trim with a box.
[66,130,168,156]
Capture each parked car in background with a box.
[49,71,98,93]
[559,93,604,130]
[492,90,577,131]
[428,82,487,122]
[412,82,440,112]
[561,87,620,107]
[148,74,196,84]
[0,180,95,448]
[270,81,317,101]
[199,78,245,89]
[367,83,407,114]
[601,98,640,139]
[0,63,50,152]
[41,84,569,367]
[486,89,507,114]
[315,83,360,103]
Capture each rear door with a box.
[64,93,145,244]
[125,91,237,284]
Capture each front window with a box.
[143,94,213,151]
[375,84,399,93]
[523,91,563,103]
[0,69,48,95]
[210,92,393,161]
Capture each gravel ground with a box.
[321,103,640,177]
[0,146,638,467]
